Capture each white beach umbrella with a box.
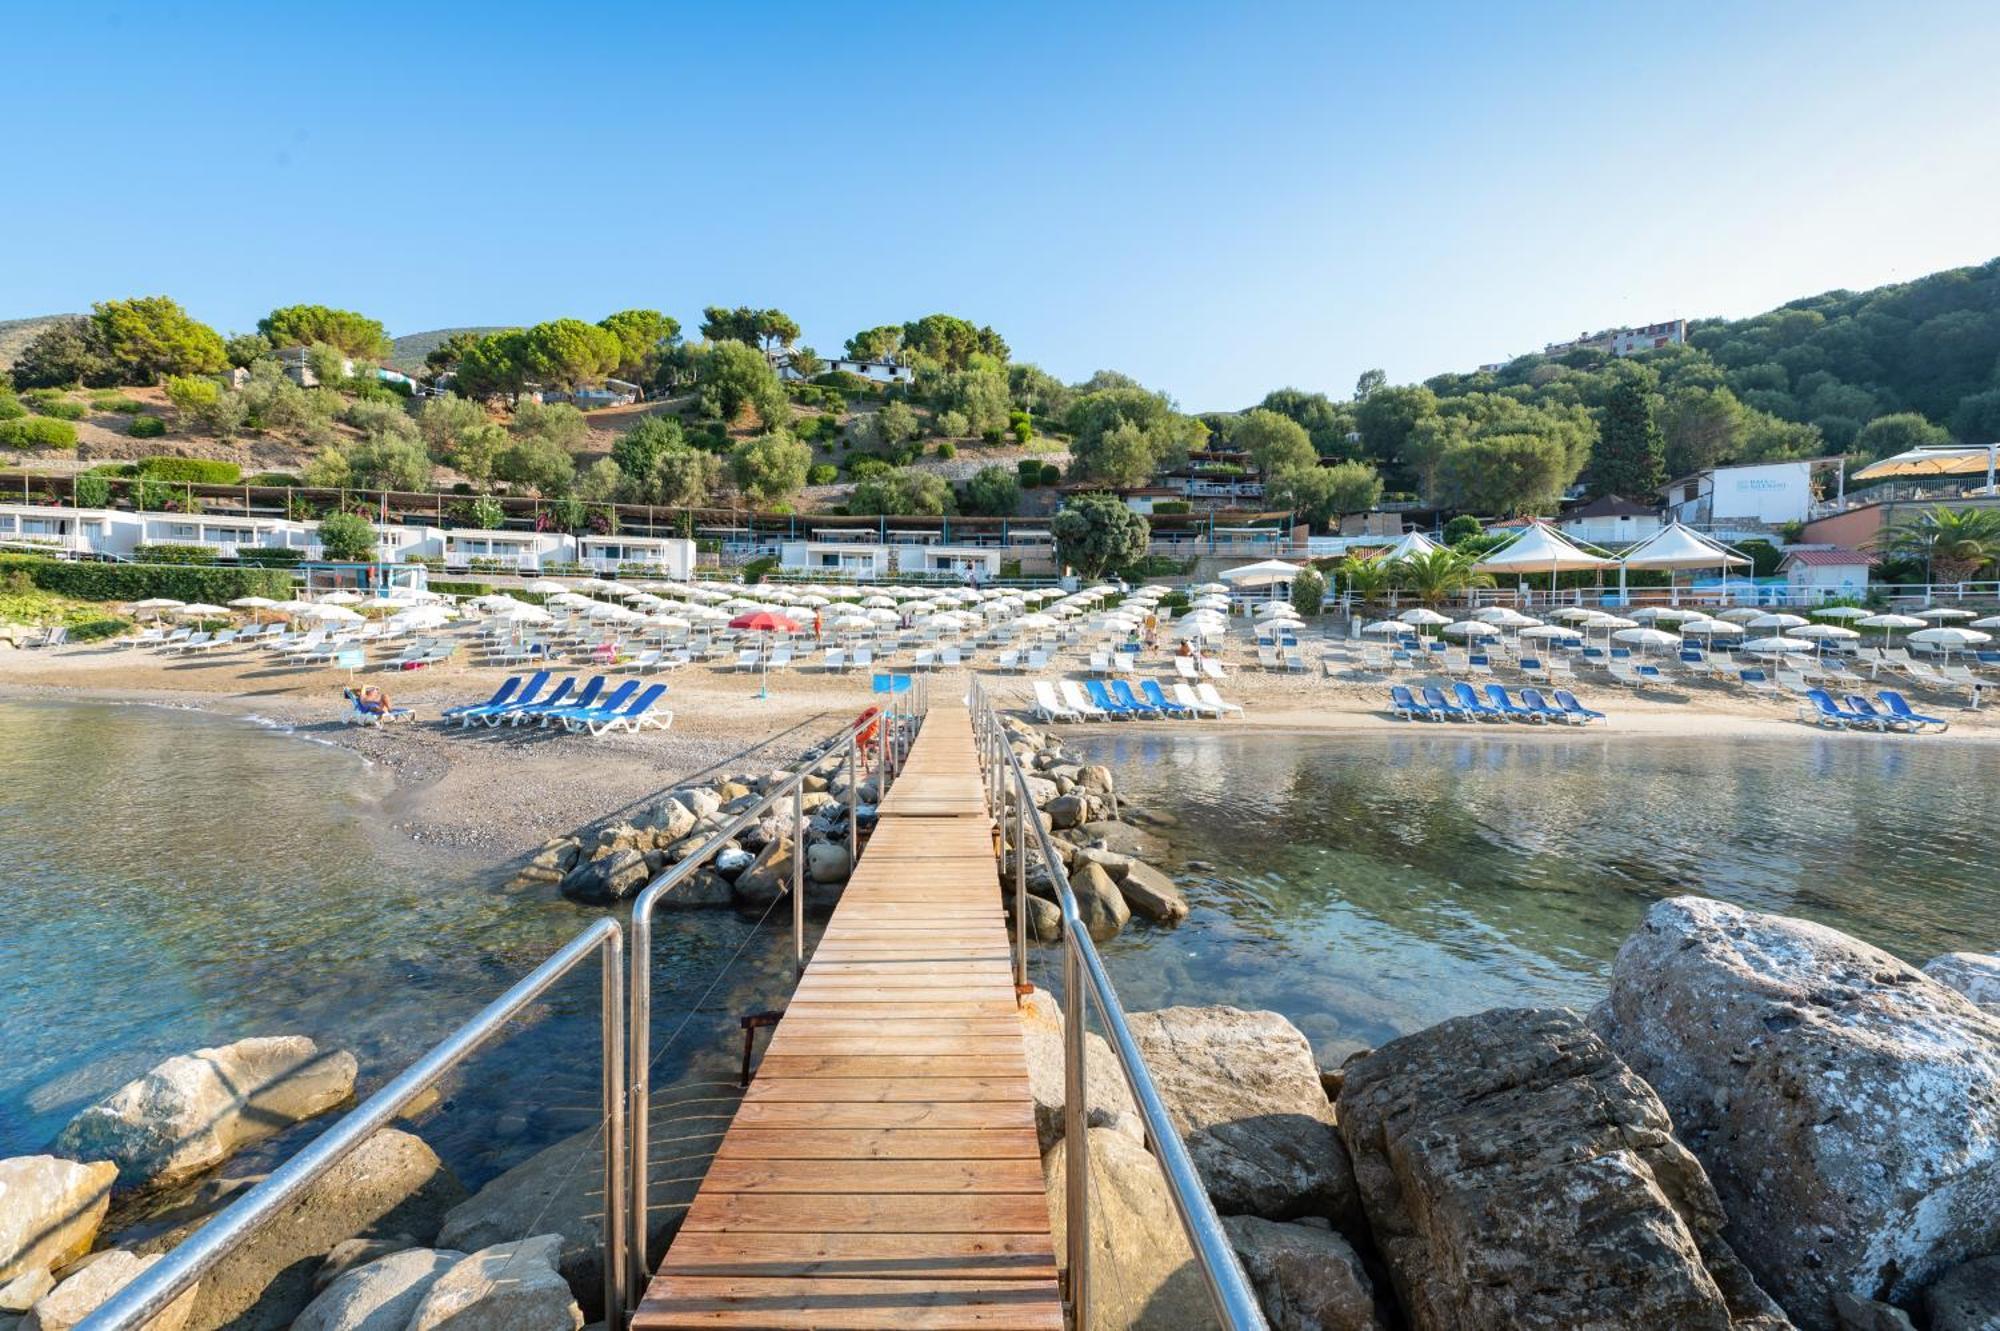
[1398,608,1449,626]
[1792,624,1860,641]
[127,597,185,611]
[1742,635,1814,654]
[1970,615,2000,629]
[308,605,365,624]
[1747,612,1808,630]
[1190,583,1228,595]
[1016,613,1058,631]
[319,590,364,605]
[1361,620,1408,636]
[1519,624,1583,641]
[1444,620,1501,638]
[228,596,279,609]
[1612,626,1680,647]
[1916,607,1976,620]
[524,578,570,595]
[861,595,896,609]
[1907,626,1992,650]
[1679,618,1743,637]
[497,604,553,624]
[1856,613,1925,630]
[1810,606,1873,620]
[1550,607,1603,623]
[174,602,230,617]
[1628,606,1705,623]
[1716,607,1769,623]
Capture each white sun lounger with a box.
[1195,681,1244,717]
[1059,678,1108,720]
[735,648,761,672]
[1033,680,1080,723]
[1173,682,1220,718]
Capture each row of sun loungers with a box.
[1797,688,1949,733]
[1031,677,1242,723]
[1390,683,1606,725]
[442,671,673,736]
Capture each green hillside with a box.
[0,316,77,371]
[386,326,513,374]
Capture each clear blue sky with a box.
[5,2,1996,410]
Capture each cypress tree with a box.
[1592,376,1666,499]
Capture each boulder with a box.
[1069,863,1128,943]
[1079,764,1116,794]
[1019,895,1061,943]
[1118,861,1189,924]
[558,848,649,905]
[0,1157,115,1285]
[1923,951,2000,1014]
[1016,991,1140,1151]
[806,842,851,884]
[1,1270,55,1315]
[1830,1295,1916,1331]
[1222,1214,1383,1331]
[669,787,721,821]
[1043,1129,1211,1331]
[1923,1254,2000,1331]
[23,1250,197,1331]
[312,1238,416,1294]
[716,781,753,804]
[712,847,753,879]
[53,1037,357,1191]
[659,868,734,908]
[130,1128,463,1331]
[1044,794,1086,829]
[730,838,796,908]
[404,1235,581,1331]
[1339,1006,1795,1331]
[1127,1006,1358,1226]
[1067,844,1123,877]
[291,1248,463,1331]
[1020,775,1059,809]
[1077,820,1166,859]
[643,798,697,844]
[1598,898,2000,1321]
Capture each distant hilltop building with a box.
[1544,319,1687,359]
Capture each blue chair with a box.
[1610,647,1633,661]
[1084,678,1137,718]
[565,682,671,735]
[1580,647,1606,662]
[443,675,520,721]
[1517,656,1543,675]
[1420,684,1471,721]
[512,675,604,726]
[1426,640,1448,655]
[1552,688,1606,723]
[1635,664,1667,684]
[547,679,639,726]
[1137,678,1193,717]
[1388,684,1435,721]
[479,675,575,727]
[454,670,550,726]
[1108,678,1163,717]
[1800,688,1861,729]
[1877,689,1949,733]
[1679,650,1706,667]
[1483,683,1542,722]
[1450,681,1504,721]
[1843,694,1912,733]
[1518,687,1573,724]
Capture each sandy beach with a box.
[4,629,1995,872]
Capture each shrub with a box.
[427,579,496,598]
[72,473,111,508]
[235,548,305,567]
[0,417,77,448]
[317,511,378,562]
[245,472,304,487]
[1016,458,1042,486]
[935,441,957,459]
[91,393,145,413]
[0,554,291,603]
[87,462,138,477]
[32,398,86,421]
[1040,463,1061,486]
[132,544,220,565]
[0,392,24,421]
[127,414,167,438]
[807,463,838,485]
[137,457,242,484]
[845,456,894,481]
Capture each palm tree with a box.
[1391,548,1496,607]
[1334,555,1395,613]
[1873,505,2000,585]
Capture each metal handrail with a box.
[968,678,1267,1331]
[625,687,929,1295]
[79,919,628,1331]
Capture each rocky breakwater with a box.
[996,716,1190,947]
[1597,898,2000,1331]
[509,756,865,912]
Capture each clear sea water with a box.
[1053,729,2000,1063]
[0,699,807,1191]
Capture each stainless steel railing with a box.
[624,679,928,1294]
[79,918,629,1331]
[968,677,1268,1331]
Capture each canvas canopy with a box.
[1219,559,1305,587]
[1472,523,1615,574]
[1617,522,1749,570]
[1852,445,1999,482]
[1377,530,1440,561]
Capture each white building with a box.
[777,356,913,385]
[1779,547,1875,598]
[1556,494,1664,547]
[1544,319,1687,359]
[1661,459,1836,533]
[780,539,892,579]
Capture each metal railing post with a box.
[846,734,859,865]
[793,782,806,975]
[1062,939,1091,1326]
[600,928,628,1329]
[1013,778,1028,989]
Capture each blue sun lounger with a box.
[1483,684,1541,722]
[546,679,638,727]
[1108,678,1163,717]
[1518,687,1575,724]
[458,670,553,726]
[1800,688,1864,729]
[443,675,520,722]
[477,675,575,727]
[1084,678,1138,718]
[1553,688,1606,724]
[1450,681,1504,721]
[1420,684,1471,721]
[1877,689,1949,733]
[1137,678,1193,717]
[564,682,671,736]
[510,676,604,726]
[1842,694,1912,732]
[1388,684,1434,720]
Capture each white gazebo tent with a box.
[1471,523,1615,606]
[1377,530,1440,562]
[1219,559,1306,604]
[1614,522,1751,605]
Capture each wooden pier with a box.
[633,705,1063,1330]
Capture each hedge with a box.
[0,417,78,448]
[132,543,222,565]
[235,548,305,567]
[137,457,242,484]
[428,579,495,598]
[0,555,292,603]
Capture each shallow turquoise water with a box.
[1058,730,2000,1062]
[0,699,805,1186]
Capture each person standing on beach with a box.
[814,607,824,643]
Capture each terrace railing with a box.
[966,677,1268,1330]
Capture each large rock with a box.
[1118,861,1189,924]
[1044,1129,1211,1331]
[658,867,734,908]
[1598,898,2000,1323]
[668,787,721,821]
[730,838,795,907]
[643,798,698,844]
[559,847,649,905]
[1923,951,2000,1014]
[53,1038,356,1192]
[1017,991,1140,1151]
[23,1250,198,1331]
[1127,1006,1358,1226]
[0,1157,116,1285]
[131,1128,463,1331]
[405,1235,581,1331]
[1077,820,1166,859]
[2,1269,56,1315]
[1923,1254,2000,1330]
[1019,894,1062,943]
[291,1248,463,1331]
[1070,863,1128,943]
[805,842,851,884]
[1339,1006,1792,1331]
[1222,1214,1383,1331]
[1044,795,1086,829]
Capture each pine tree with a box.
[1592,376,1666,499]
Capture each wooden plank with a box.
[729,1100,1035,1130]
[715,1128,1043,1162]
[742,1077,1028,1103]
[652,1231,1057,1280]
[753,1055,1028,1080]
[631,1276,1064,1329]
[763,1036,1028,1058]
[700,1157,1047,1195]
[680,1192,1054,1234]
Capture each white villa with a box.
[0,502,694,576]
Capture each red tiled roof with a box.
[1781,548,1877,567]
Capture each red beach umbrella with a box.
[728,611,802,633]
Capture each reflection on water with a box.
[0,700,802,1190]
[1054,730,2000,1063]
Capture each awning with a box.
[1472,522,1615,574]
[1617,522,1750,570]
[1219,559,1306,586]
[1378,530,1440,561]
[1852,446,1998,481]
